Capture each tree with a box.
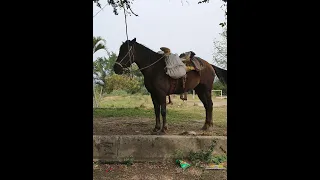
[93,0,138,16]
[93,36,107,54]
[104,52,118,75]
[93,57,107,86]
[93,50,118,93]
[93,36,108,93]
[213,79,227,95]
[93,0,227,22]
[212,1,227,69]
[212,27,227,69]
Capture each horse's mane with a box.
[121,40,160,56]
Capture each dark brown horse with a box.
[113,38,227,134]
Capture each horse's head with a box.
[113,38,137,74]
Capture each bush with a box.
[139,86,150,95]
[105,74,142,94]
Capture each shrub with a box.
[105,74,141,94]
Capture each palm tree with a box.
[93,36,107,54]
[93,36,107,107]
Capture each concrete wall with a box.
[93,135,227,162]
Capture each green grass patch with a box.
[94,94,227,123]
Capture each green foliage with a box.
[93,36,107,54]
[173,150,185,160]
[93,36,119,93]
[93,0,227,26]
[130,63,143,78]
[139,86,150,95]
[212,27,227,69]
[188,140,227,165]
[93,57,107,79]
[213,80,227,95]
[93,52,118,93]
[211,154,227,164]
[188,140,216,164]
[123,156,134,166]
[105,74,141,94]
[93,0,138,16]
[105,52,117,75]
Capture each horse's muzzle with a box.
[113,62,124,74]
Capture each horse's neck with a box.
[134,44,165,77]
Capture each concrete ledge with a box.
[93,135,227,162]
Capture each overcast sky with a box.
[93,0,225,64]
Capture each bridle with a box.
[114,46,134,69]
[115,44,166,72]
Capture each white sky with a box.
[93,0,225,64]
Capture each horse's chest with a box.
[144,79,153,92]
[144,76,168,93]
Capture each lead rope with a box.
[121,0,134,79]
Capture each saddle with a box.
[180,51,203,72]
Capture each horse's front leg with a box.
[160,95,168,134]
[151,93,161,132]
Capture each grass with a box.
[93,94,227,125]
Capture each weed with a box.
[187,140,227,165]
[123,156,134,166]
[173,149,185,160]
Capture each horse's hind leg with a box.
[180,75,187,101]
[194,84,213,131]
[167,95,173,105]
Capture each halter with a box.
[114,46,134,69]
[115,44,165,72]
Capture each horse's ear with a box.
[130,38,136,45]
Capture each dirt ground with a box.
[93,162,227,180]
[93,117,227,136]
[93,96,227,179]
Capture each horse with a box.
[113,38,227,134]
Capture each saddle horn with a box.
[190,51,196,59]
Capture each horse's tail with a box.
[212,64,227,87]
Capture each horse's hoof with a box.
[163,125,169,131]
[153,127,160,132]
[151,131,160,135]
[159,129,167,135]
[201,123,214,131]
